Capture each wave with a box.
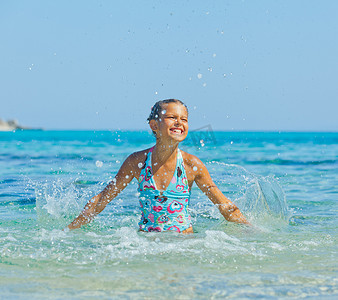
[243,158,337,166]
[0,153,94,161]
[0,195,36,206]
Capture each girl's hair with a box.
[147,99,188,123]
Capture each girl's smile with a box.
[170,127,184,135]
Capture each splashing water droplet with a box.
[197,73,203,79]
[96,161,103,168]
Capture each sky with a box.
[1,0,337,131]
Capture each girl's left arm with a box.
[67,153,139,230]
[192,157,250,225]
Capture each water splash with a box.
[32,178,95,229]
[238,175,289,221]
[207,162,291,227]
[31,162,290,233]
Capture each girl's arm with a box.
[192,157,250,225]
[67,153,140,230]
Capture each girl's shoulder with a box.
[180,150,211,180]
[180,150,206,170]
[119,148,153,177]
[126,148,152,166]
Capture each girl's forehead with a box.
[162,103,188,115]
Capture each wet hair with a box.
[147,99,188,123]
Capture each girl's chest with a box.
[152,164,178,191]
[138,164,194,191]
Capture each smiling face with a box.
[149,102,189,143]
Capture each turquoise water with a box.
[0,130,337,299]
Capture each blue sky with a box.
[1,0,337,131]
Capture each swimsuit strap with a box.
[145,146,154,168]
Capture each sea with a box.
[0,130,337,299]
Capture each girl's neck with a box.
[152,141,179,165]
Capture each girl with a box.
[67,99,249,233]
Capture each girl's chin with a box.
[169,134,187,142]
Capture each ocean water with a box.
[0,130,337,299]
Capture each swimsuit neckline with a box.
[149,146,181,194]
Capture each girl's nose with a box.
[175,118,182,125]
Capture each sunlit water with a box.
[1,131,337,299]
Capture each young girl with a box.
[67,99,249,233]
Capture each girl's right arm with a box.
[67,153,141,230]
[189,155,250,225]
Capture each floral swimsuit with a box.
[137,147,192,233]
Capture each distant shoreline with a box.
[0,119,43,131]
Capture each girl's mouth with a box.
[170,128,183,134]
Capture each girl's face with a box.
[150,102,189,143]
